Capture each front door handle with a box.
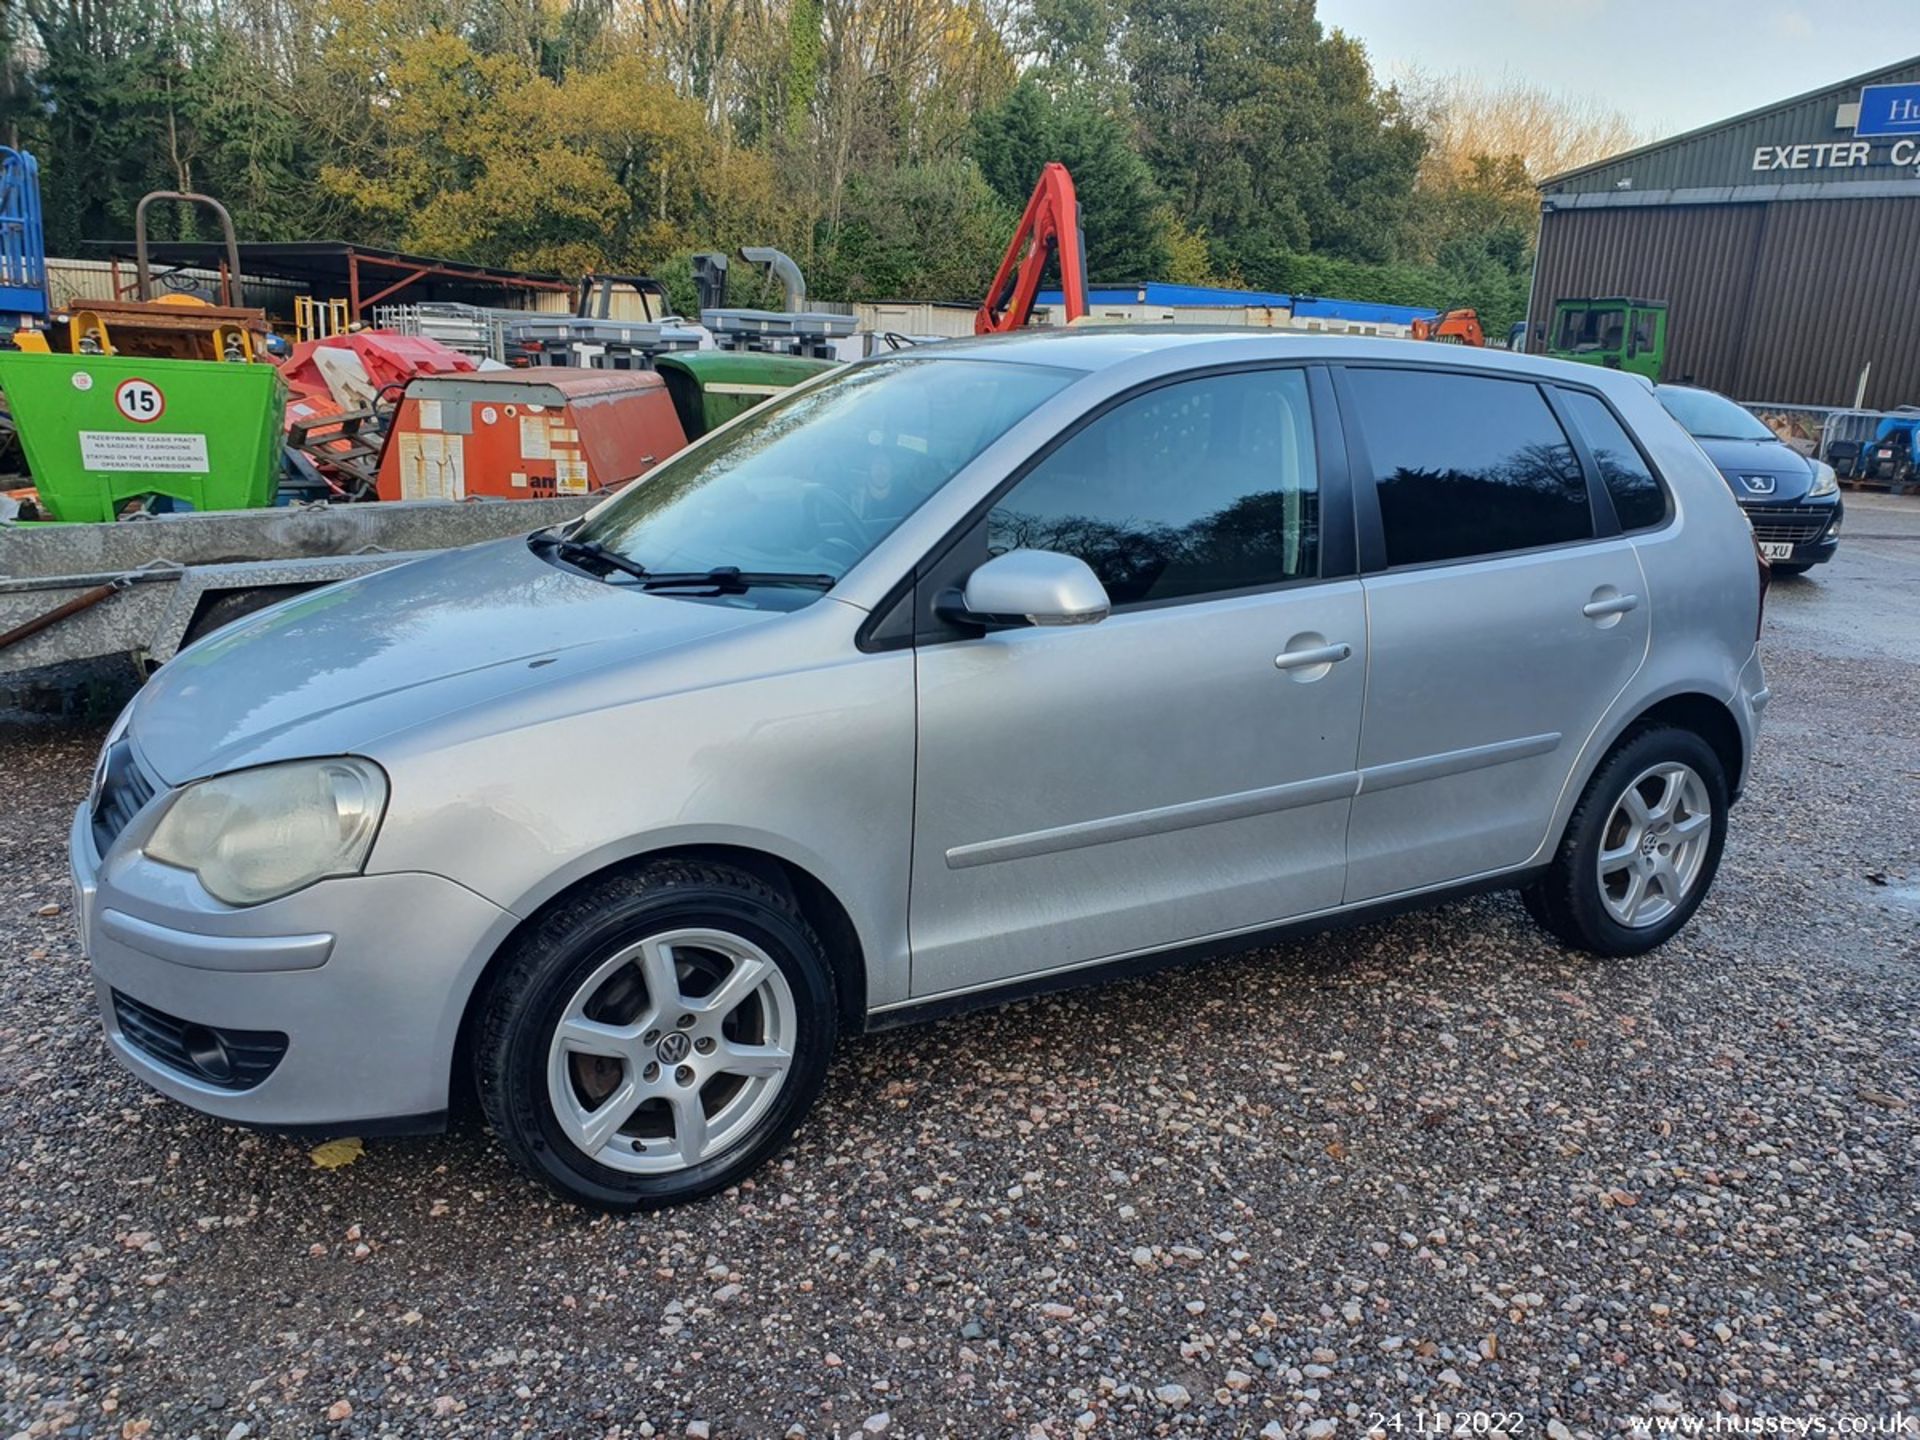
[1582,593,1640,619]
[1273,641,1353,671]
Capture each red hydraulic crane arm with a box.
[975,162,1089,335]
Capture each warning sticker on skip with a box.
[79,430,211,473]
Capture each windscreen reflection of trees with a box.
[992,489,1318,605]
[1376,440,1586,567]
[577,360,1073,576]
[586,370,891,541]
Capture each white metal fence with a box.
[1739,399,1920,464]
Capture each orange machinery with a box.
[976,163,1090,333]
[375,369,687,502]
[1410,308,1487,346]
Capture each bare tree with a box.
[1395,66,1648,185]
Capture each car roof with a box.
[909,325,1294,370]
[904,324,1643,389]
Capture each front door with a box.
[907,366,1366,1000]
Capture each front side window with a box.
[1631,310,1659,356]
[986,368,1319,606]
[1345,368,1590,568]
[1561,389,1666,530]
[571,357,1077,594]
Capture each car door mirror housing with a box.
[957,549,1111,627]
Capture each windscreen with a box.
[1555,306,1626,353]
[1657,387,1774,442]
[571,356,1078,582]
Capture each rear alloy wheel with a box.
[1522,724,1729,956]
[478,860,836,1210]
[1594,762,1713,930]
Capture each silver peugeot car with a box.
[71,331,1771,1209]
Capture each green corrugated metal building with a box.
[1530,58,1920,408]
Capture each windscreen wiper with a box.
[639,566,835,594]
[549,537,651,583]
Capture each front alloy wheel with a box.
[547,929,798,1173]
[478,860,836,1210]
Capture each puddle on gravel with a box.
[1865,877,1920,910]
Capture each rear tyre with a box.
[1521,724,1729,956]
[476,859,836,1211]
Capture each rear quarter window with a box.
[1559,389,1667,531]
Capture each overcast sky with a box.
[1319,0,1920,139]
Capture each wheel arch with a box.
[1628,692,1746,797]
[1543,686,1748,870]
[450,843,871,1113]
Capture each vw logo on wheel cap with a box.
[656,1030,692,1063]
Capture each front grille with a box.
[111,990,288,1091]
[1742,504,1832,546]
[90,738,157,856]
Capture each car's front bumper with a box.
[71,801,513,1132]
[1742,494,1842,567]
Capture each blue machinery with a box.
[0,147,48,330]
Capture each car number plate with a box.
[1759,541,1795,561]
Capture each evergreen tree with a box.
[971,78,1170,281]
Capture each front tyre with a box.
[477,860,837,1210]
[1522,724,1729,956]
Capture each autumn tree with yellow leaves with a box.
[5,0,1640,329]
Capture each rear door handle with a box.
[1273,641,1353,671]
[1582,593,1640,619]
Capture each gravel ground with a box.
[3,498,1917,1440]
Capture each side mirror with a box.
[958,548,1111,627]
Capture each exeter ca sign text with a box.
[1751,138,1920,172]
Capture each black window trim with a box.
[859,360,1356,651]
[1540,383,1623,540]
[1332,360,1627,578]
[1545,379,1676,535]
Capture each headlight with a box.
[1808,460,1838,497]
[146,759,388,906]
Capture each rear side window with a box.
[987,368,1318,605]
[1345,368,1591,567]
[1560,389,1666,530]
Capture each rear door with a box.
[907,366,1366,999]
[1334,364,1652,902]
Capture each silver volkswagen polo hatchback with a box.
[72,331,1772,1209]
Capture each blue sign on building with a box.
[1854,83,1920,137]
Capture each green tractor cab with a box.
[1547,297,1668,382]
